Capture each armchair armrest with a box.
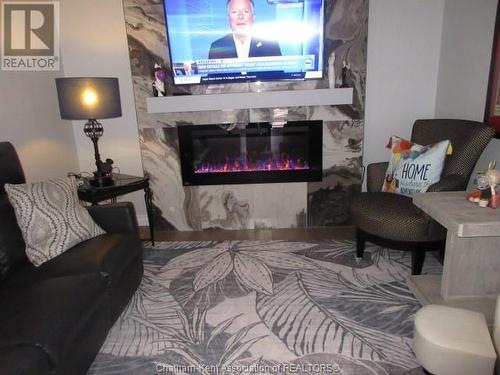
[87,202,139,237]
[366,162,389,192]
[427,174,467,192]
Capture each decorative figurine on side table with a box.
[485,167,500,208]
[468,161,499,208]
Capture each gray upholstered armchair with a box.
[350,119,495,275]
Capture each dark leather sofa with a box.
[0,142,143,375]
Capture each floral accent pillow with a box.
[5,177,105,266]
[381,136,452,197]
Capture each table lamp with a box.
[55,77,121,187]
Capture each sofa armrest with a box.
[366,162,389,192]
[427,174,467,192]
[87,202,139,237]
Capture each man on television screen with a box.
[208,0,281,59]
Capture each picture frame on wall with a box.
[485,1,500,138]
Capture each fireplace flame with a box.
[194,157,309,174]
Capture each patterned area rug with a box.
[89,240,442,375]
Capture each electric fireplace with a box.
[178,121,323,186]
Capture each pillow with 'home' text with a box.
[381,136,452,197]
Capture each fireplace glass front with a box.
[178,120,322,186]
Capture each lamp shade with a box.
[55,77,122,120]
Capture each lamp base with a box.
[89,174,114,188]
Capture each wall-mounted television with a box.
[163,0,325,85]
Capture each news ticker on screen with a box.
[173,55,320,84]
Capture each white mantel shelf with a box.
[146,88,353,113]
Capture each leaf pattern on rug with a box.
[159,242,230,277]
[242,250,317,270]
[90,240,440,374]
[99,261,185,357]
[158,309,267,374]
[233,252,274,295]
[168,241,318,310]
[193,251,234,292]
[163,241,316,276]
[303,270,420,337]
[297,239,376,268]
[171,269,249,315]
[255,272,419,368]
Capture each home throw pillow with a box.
[381,136,452,197]
[4,177,104,266]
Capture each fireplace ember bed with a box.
[178,121,323,186]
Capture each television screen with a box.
[163,0,324,85]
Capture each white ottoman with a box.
[413,305,497,375]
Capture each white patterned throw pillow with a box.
[4,177,105,266]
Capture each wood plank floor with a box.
[139,226,356,242]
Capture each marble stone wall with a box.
[122,0,368,230]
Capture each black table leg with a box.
[144,184,155,246]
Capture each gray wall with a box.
[364,0,446,166]
[0,71,79,181]
[59,0,147,222]
[435,0,497,120]
[434,0,499,189]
